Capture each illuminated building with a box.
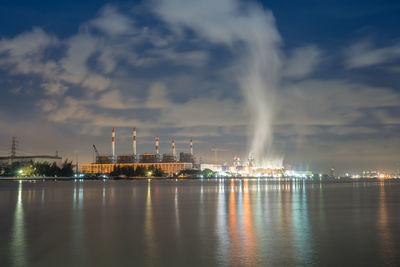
[81,162,193,176]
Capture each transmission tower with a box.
[11,137,17,158]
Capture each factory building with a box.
[139,154,160,163]
[0,155,62,167]
[162,154,176,163]
[179,152,194,164]
[117,155,134,163]
[96,155,112,164]
[81,162,193,177]
[82,127,196,176]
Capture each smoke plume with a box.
[155,0,282,167]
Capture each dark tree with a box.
[60,160,74,177]
[134,166,146,177]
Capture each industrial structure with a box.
[0,155,62,168]
[81,127,196,176]
[0,137,62,169]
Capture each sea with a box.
[0,178,399,266]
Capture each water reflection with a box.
[72,181,85,265]
[216,179,229,265]
[145,180,157,266]
[378,181,394,264]
[292,181,313,265]
[228,180,240,265]
[10,181,27,267]
[213,179,318,265]
[241,179,258,265]
[174,186,181,241]
[3,179,398,266]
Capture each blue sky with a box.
[0,0,399,173]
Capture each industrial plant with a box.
[0,137,63,172]
[81,127,195,176]
[80,127,286,178]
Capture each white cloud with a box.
[89,5,134,36]
[96,90,138,109]
[283,45,322,78]
[345,40,400,68]
[154,0,282,165]
[41,82,68,96]
[277,79,400,126]
[82,74,111,92]
[60,33,98,84]
[149,48,209,67]
[1,2,400,169]
[0,27,59,78]
[0,27,58,58]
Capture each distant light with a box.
[18,169,23,175]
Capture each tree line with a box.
[110,165,165,177]
[0,160,74,177]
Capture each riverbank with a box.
[0,176,177,181]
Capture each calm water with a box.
[0,179,399,266]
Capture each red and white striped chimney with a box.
[112,128,116,163]
[133,127,136,156]
[172,140,176,157]
[190,139,193,155]
[155,137,159,154]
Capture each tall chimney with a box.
[112,128,116,163]
[190,139,193,155]
[172,140,176,157]
[155,137,159,154]
[133,127,137,156]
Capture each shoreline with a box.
[0,176,398,182]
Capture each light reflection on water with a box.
[10,181,26,267]
[1,179,400,266]
[145,180,158,267]
[378,181,395,265]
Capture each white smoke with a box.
[154,0,283,167]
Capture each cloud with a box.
[277,79,400,126]
[148,48,209,67]
[96,90,138,109]
[0,27,58,58]
[82,74,111,92]
[154,0,282,166]
[41,82,68,96]
[345,40,400,68]
[0,27,59,77]
[283,45,322,78]
[1,2,400,170]
[59,33,98,84]
[88,5,135,36]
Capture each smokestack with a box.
[190,139,193,155]
[112,128,116,163]
[133,127,137,156]
[155,137,159,154]
[172,140,176,157]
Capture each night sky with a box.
[0,0,399,173]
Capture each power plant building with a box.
[117,155,134,164]
[81,127,196,177]
[81,162,193,177]
[179,152,194,163]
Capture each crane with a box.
[92,144,100,163]
[211,148,228,164]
